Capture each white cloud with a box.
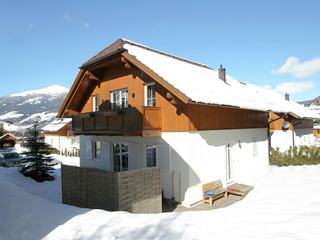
[275,57,320,77]
[274,81,314,94]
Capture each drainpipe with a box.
[291,121,303,148]
[267,113,283,162]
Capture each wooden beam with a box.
[86,55,122,71]
[85,71,98,81]
[121,52,190,104]
[121,56,133,69]
[57,69,86,118]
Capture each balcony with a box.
[72,106,162,136]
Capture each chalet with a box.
[42,118,79,155]
[58,38,318,212]
[0,133,17,148]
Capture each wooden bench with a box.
[202,180,227,206]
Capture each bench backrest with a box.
[202,180,223,193]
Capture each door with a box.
[226,143,234,183]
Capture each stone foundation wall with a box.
[118,167,161,213]
[61,165,161,213]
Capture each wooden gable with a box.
[269,112,313,130]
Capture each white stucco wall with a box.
[270,130,294,152]
[294,129,314,147]
[44,135,79,153]
[271,129,314,152]
[161,128,269,206]
[79,128,269,207]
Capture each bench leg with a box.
[210,197,213,206]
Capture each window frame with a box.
[146,144,157,167]
[144,82,156,107]
[92,95,100,112]
[112,142,129,172]
[93,141,101,160]
[111,89,128,110]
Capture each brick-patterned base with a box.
[61,165,162,213]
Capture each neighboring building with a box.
[42,118,79,155]
[269,112,315,152]
[0,133,17,148]
[314,125,320,138]
[58,38,318,209]
[268,94,319,152]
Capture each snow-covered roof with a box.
[122,40,318,119]
[42,118,71,132]
[80,38,319,120]
[308,105,320,117]
[0,133,16,140]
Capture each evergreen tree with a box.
[20,121,57,182]
[0,123,5,136]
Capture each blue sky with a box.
[0,0,319,101]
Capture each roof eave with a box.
[80,49,125,69]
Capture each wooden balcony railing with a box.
[72,106,161,136]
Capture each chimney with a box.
[285,92,289,101]
[219,64,226,82]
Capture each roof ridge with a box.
[122,38,212,69]
[82,38,214,70]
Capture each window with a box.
[93,95,100,112]
[112,142,129,172]
[145,83,156,106]
[146,145,157,167]
[93,141,101,159]
[111,89,128,110]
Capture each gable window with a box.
[146,145,157,167]
[111,89,128,110]
[92,95,100,112]
[112,142,128,172]
[93,141,101,160]
[145,83,156,107]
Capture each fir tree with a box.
[20,121,57,182]
[0,123,5,136]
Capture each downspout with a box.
[291,121,303,148]
[267,113,283,163]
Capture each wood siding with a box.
[313,129,320,137]
[68,59,268,134]
[44,123,73,137]
[269,112,313,130]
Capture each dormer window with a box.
[145,83,156,107]
[111,89,128,110]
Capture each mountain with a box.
[299,96,320,107]
[0,85,69,133]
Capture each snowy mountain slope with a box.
[0,85,68,132]
[10,84,69,97]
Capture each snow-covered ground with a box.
[0,158,320,240]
